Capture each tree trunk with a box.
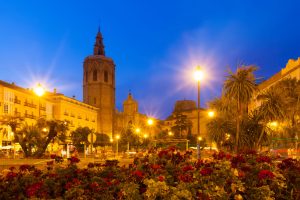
[256,125,266,149]
[235,100,240,153]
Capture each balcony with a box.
[24,113,35,119]
[39,106,46,111]
[64,112,69,116]
[14,99,21,104]
[85,118,89,121]
[78,116,82,119]
[24,102,37,108]
[14,111,21,117]
[70,114,75,117]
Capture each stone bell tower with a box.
[83,29,115,137]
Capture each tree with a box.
[171,112,192,138]
[71,127,93,152]
[256,86,286,147]
[223,65,258,152]
[95,133,110,147]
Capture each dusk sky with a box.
[0,1,300,119]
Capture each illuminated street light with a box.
[147,118,154,126]
[208,111,215,118]
[135,128,141,134]
[34,83,45,97]
[193,66,204,81]
[34,83,45,118]
[194,66,204,159]
[143,134,148,139]
[198,136,203,141]
[116,135,120,157]
[168,131,173,136]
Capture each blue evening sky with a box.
[0,1,299,119]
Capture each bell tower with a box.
[83,29,115,137]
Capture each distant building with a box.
[0,80,98,147]
[251,57,300,109]
[115,92,149,135]
[162,99,210,143]
[0,29,153,148]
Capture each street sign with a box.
[87,133,97,143]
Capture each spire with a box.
[128,90,132,100]
[94,28,105,56]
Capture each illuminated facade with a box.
[251,57,300,109]
[83,30,115,138]
[115,92,149,136]
[0,81,98,147]
[162,100,210,141]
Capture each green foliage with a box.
[71,127,93,152]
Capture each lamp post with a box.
[34,83,45,118]
[116,135,120,158]
[147,118,154,139]
[194,66,204,159]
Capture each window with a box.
[3,103,8,113]
[104,71,108,82]
[93,70,97,81]
[85,71,88,82]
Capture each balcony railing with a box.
[14,99,21,104]
[14,111,21,117]
[86,118,89,121]
[24,113,35,119]
[39,106,46,111]
[64,112,69,116]
[78,116,82,119]
[24,102,37,108]
[71,114,75,117]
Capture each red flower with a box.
[200,167,213,176]
[90,182,100,191]
[256,156,271,163]
[68,156,80,164]
[19,164,32,171]
[50,154,56,159]
[151,164,161,170]
[6,171,17,180]
[231,155,245,168]
[132,170,144,178]
[26,181,43,198]
[47,161,54,165]
[158,176,165,182]
[258,170,275,180]
[65,178,81,190]
[182,165,194,172]
[158,150,170,158]
[179,174,193,182]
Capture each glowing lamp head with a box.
[34,83,45,97]
[42,128,48,132]
[143,134,148,139]
[168,131,173,136]
[147,118,154,126]
[116,135,120,140]
[198,136,203,141]
[110,138,114,143]
[193,66,204,81]
[208,111,215,118]
[135,128,141,133]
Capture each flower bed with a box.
[0,148,299,199]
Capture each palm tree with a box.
[223,65,258,152]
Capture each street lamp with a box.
[208,111,215,118]
[116,135,120,158]
[147,118,154,138]
[194,66,204,159]
[135,128,141,134]
[34,83,45,118]
[168,131,173,136]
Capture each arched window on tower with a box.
[85,71,88,82]
[104,71,108,83]
[93,70,97,81]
